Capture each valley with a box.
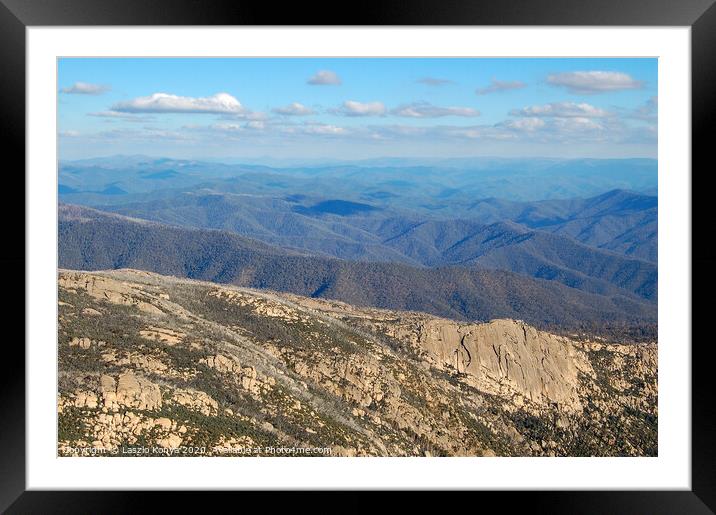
[59,204,657,338]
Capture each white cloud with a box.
[500,118,547,131]
[59,130,81,137]
[88,111,151,122]
[370,115,617,143]
[186,120,267,134]
[500,108,610,137]
[547,71,643,94]
[112,92,247,114]
[186,120,349,139]
[391,102,480,118]
[416,77,453,86]
[366,124,515,142]
[548,117,605,132]
[60,82,110,95]
[366,125,429,138]
[246,120,267,130]
[272,102,315,116]
[331,100,386,117]
[476,79,526,95]
[206,123,243,131]
[85,127,195,142]
[299,123,347,135]
[447,127,517,140]
[510,102,608,118]
[307,70,342,86]
[226,110,268,121]
[275,121,349,136]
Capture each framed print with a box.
[2,0,715,511]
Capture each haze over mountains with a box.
[58,155,657,340]
[59,155,657,205]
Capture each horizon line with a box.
[59,153,658,164]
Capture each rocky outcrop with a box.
[412,318,590,411]
[139,327,184,345]
[201,354,242,374]
[69,337,105,349]
[59,271,163,315]
[172,389,218,416]
[100,372,162,411]
[200,353,276,395]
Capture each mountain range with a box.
[59,155,657,207]
[85,189,656,300]
[58,156,658,341]
[59,204,656,337]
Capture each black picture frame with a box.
[1,0,714,511]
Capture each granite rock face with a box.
[412,318,588,410]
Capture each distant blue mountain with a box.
[59,156,657,204]
[99,185,128,195]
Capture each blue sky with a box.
[58,58,657,161]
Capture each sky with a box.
[58,58,657,162]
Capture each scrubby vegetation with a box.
[57,269,658,457]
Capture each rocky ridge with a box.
[58,269,657,457]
